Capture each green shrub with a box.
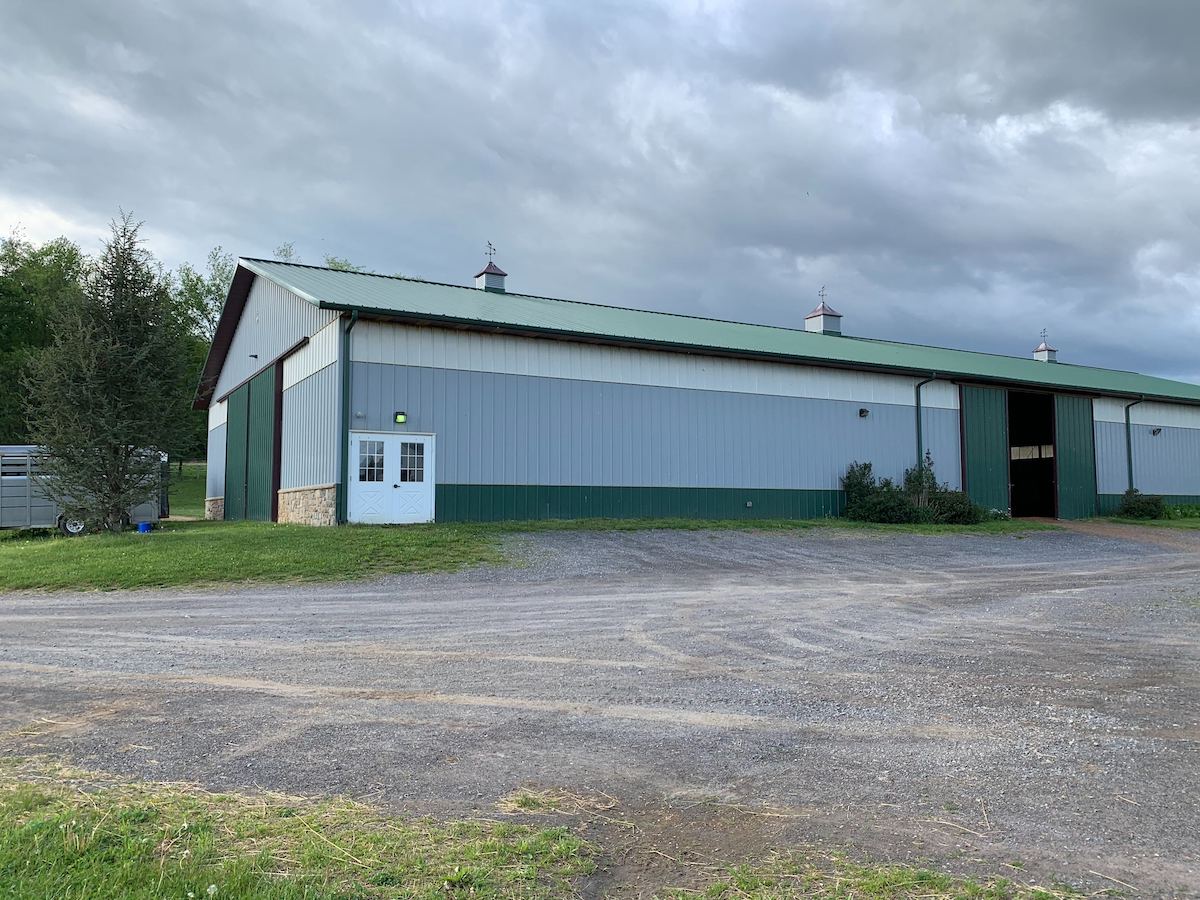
[843,455,984,525]
[903,451,939,508]
[1166,504,1200,520]
[929,490,985,524]
[849,488,926,524]
[842,461,876,510]
[1117,489,1166,519]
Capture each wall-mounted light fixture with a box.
[1151,427,1162,436]
[858,408,870,418]
[394,411,408,425]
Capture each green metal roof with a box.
[237,258,1200,405]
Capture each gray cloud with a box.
[2,0,1198,382]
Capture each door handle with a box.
[393,484,400,488]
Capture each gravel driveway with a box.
[1,524,1198,895]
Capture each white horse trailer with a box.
[0,446,163,535]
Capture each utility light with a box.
[394,411,407,425]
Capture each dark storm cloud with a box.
[1,0,1198,382]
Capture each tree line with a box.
[0,213,362,531]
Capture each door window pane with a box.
[399,441,424,482]
[358,440,384,482]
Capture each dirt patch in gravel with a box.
[1,524,1198,895]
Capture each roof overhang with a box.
[192,264,257,410]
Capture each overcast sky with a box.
[3,0,1199,382]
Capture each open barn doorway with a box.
[1008,391,1057,517]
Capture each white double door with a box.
[347,432,435,524]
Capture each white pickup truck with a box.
[0,445,164,535]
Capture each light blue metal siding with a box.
[1094,418,1200,496]
[281,362,340,489]
[921,406,961,490]
[350,362,959,490]
[213,276,338,400]
[1129,424,1200,495]
[1093,420,1128,494]
[206,424,226,498]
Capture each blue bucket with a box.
[137,522,152,534]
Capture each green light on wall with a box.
[394,411,407,425]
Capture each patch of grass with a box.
[167,461,208,518]
[0,520,505,591]
[674,852,1089,899]
[1107,517,1200,530]
[0,757,592,899]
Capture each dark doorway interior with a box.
[1008,391,1056,517]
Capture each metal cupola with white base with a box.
[475,241,507,293]
[1033,329,1058,363]
[804,286,843,335]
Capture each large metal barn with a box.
[193,259,1200,525]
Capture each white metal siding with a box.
[352,321,960,410]
[283,319,339,390]
[214,276,338,399]
[281,362,340,490]
[206,424,226,499]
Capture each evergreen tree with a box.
[23,213,192,531]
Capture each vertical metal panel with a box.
[213,276,338,400]
[1054,394,1097,519]
[350,361,958,491]
[1129,423,1200,495]
[281,362,340,489]
[246,366,276,521]
[961,385,1010,511]
[1093,420,1128,494]
[206,423,226,498]
[224,384,249,520]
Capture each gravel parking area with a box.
[2,523,1198,895]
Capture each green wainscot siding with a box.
[435,485,845,523]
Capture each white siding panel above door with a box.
[351,321,959,409]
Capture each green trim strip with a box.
[434,485,844,523]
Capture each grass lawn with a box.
[0,757,591,899]
[0,514,1056,592]
[1107,516,1200,529]
[0,757,1084,899]
[167,461,208,518]
[0,521,504,591]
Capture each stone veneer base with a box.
[204,497,224,520]
[276,484,337,527]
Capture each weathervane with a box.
[818,285,827,304]
[486,241,497,261]
[1040,327,1048,344]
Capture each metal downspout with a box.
[337,310,360,524]
[915,374,937,465]
[1123,396,1144,493]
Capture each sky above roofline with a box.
[4,1,1199,386]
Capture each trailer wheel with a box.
[59,516,88,537]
